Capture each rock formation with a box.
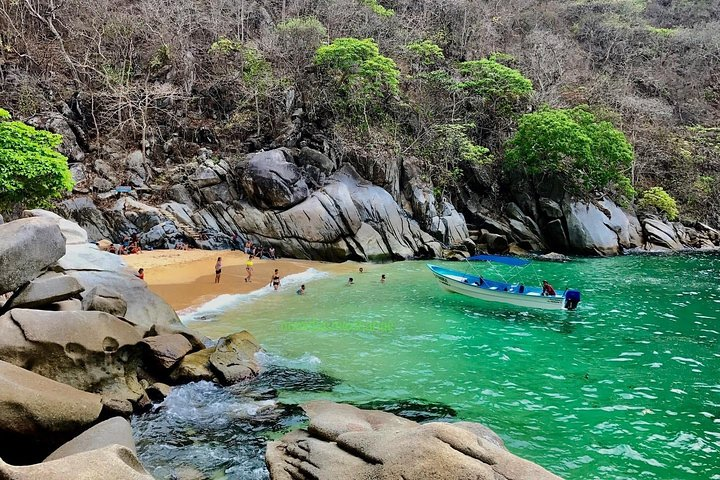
[266,400,562,480]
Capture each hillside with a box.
[1,0,719,242]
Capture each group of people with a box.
[105,233,142,255]
[347,268,386,286]
[242,240,276,260]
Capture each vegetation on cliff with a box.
[0,108,73,209]
[0,0,717,224]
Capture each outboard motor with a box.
[564,290,581,310]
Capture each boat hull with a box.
[428,264,569,311]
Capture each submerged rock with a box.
[266,400,562,480]
[351,398,457,423]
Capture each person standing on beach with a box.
[271,268,281,291]
[215,257,222,284]
[245,255,254,282]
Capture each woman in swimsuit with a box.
[245,255,254,282]
[271,268,281,291]
[215,257,222,284]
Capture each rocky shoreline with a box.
[0,212,565,479]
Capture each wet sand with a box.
[123,249,361,311]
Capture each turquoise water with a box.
[141,255,720,479]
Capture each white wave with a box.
[179,268,329,323]
[256,351,322,370]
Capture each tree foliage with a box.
[0,108,74,210]
[456,56,534,114]
[315,37,399,113]
[638,186,679,220]
[505,106,635,198]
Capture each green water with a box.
[188,254,720,479]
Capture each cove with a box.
[135,254,720,479]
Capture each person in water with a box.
[214,257,222,284]
[296,284,306,295]
[245,255,254,282]
[136,268,145,280]
[347,277,354,285]
[271,268,281,291]
[380,274,386,284]
[359,267,364,273]
[541,280,556,296]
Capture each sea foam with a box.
[179,268,329,323]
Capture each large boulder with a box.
[0,218,66,294]
[169,347,216,383]
[1,445,153,480]
[563,201,621,255]
[209,331,260,384]
[240,149,310,209]
[141,334,194,372]
[26,112,85,163]
[81,286,128,317]
[266,401,562,480]
[44,417,138,462]
[4,273,84,310]
[0,309,145,404]
[0,360,103,464]
[22,209,89,245]
[57,243,180,327]
[643,218,683,250]
[299,147,335,174]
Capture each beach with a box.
[123,249,357,311]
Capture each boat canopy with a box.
[466,255,531,267]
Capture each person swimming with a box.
[296,284,306,295]
[347,277,354,285]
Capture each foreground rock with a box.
[0,309,145,404]
[0,360,103,464]
[266,400,561,480]
[0,445,153,480]
[0,218,66,294]
[44,417,138,462]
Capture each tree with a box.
[0,108,74,210]
[456,55,534,115]
[314,37,400,121]
[505,106,635,199]
[638,186,679,220]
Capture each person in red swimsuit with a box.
[541,280,556,296]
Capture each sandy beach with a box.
[123,249,358,311]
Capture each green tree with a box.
[0,108,74,210]
[315,37,400,116]
[638,186,679,220]
[505,106,635,198]
[456,56,533,114]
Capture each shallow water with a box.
[135,254,720,479]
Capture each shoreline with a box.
[122,249,360,311]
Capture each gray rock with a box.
[170,348,216,383]
[94,159,119,184]
[57,244,126,272]
[58,197,113,242]
[299,147,335,173]
[0,218,66,294]
[189,165,222,188]
[0,309,145,404]
[82,286,128,317]
[5,274,84,310]
[0,360,103,464]
[643,218,683,250]
[209,331,260,384]
[26,112,85,163]
[266,400,562,480]
[141,334,193,371]
[537,252,571,262]
[563,201,621,255]
[1,445,153,480]
[22,209,89,245]
[240,149,310,209]
[482,232,508,253]
[93,177,115,193]
[44,417,137,462]
[538,198,563,219]
[126,150,147,180]
[543,219,569,250]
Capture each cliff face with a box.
[1,0,719,255]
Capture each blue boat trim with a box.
[465,255,531,267]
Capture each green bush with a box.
[360,0,394,17]
[638,186,679,220]
[505,106,635,198]
[0,108,74,210]
[406,40,445,66]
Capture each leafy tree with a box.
[360,0,395,17]
[456,56,533,114]
[505,106,635,198]
[406,40,445,69]
[315,38,399,118]
[638,186,679,220]
[0,108,74,210]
